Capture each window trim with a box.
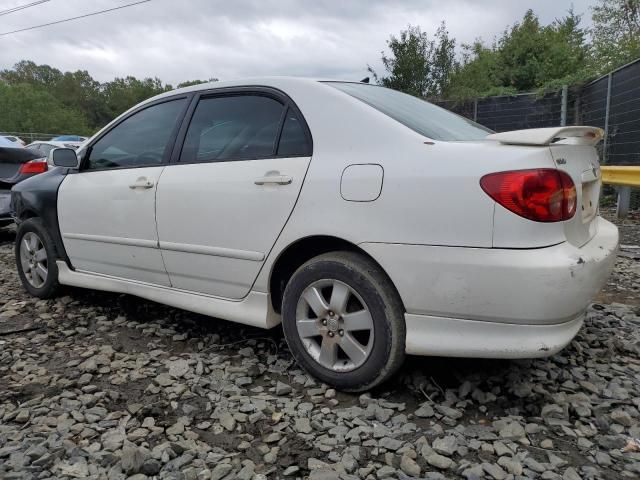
[78,94,192,173]
[169,86,313,166]
[276,106,312,157]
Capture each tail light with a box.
[19,158,48,175]
[480,169,576,222]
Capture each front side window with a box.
[85,98,186,170]
[326,82,492,141]
[180,95,284,163]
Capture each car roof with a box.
[178,76,327,93]
[144,76,347,107]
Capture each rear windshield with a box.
[326,82,492,141]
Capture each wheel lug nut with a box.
[328,331,334,337]
[329,311,334,317]
[339,330,344,336]
[322,319,327,326]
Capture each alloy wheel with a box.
[20,232,48,288]
[295,279,374,372]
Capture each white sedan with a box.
[2,135,26,146]
[11,77,618,391]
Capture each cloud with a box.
[0,0,596,84]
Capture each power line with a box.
[0,0,50,17]
[0,0,153,37]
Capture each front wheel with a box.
[281,251,406,392]
[15,218,60,299]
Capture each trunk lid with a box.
[549,144,601,247]
[488,126,604,247]
[0,146,42,183]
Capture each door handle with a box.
[129,177,154,189]
[254,175,292,186]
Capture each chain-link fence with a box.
[436,58,640,212]
[0,132,69,144]
[437,89,576,132]
[435,58,640,164]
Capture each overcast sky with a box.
[0,0,597,85]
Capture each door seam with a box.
[245,155,314,295]
[154,166,173,288]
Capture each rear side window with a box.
[180,95,285,163]
[85,98,186,171]
[326,82,492,141]
[278,109,311,156]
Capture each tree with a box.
[0,60,63,87]
[0,83,89,134]
[102,76,171,120]
[443,9,590,99]
[441,41,507,99]
[176,78,218,88]
[55,70,110,130]
[0,60,218,135]
[368,23,456,98]
[591,0,640,72]
[497,9,589,90]
[430,24,457,96]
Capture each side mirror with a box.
[49,148,79,168]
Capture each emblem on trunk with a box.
[556,158,567,165]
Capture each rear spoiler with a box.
[486,126,604,147]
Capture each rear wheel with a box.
[15,218,60,298]
[282,251,405,391]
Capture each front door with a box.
[155,92,312,299]
[58,97,188,286]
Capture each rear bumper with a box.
[0,190,12,224]
[404,312,584,358]
[361,216,618,355]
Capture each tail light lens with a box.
[480,169,576,222]
[19,159,48,175]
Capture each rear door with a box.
[58,97,188,285]
[155,90,312,299]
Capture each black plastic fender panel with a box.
[11,168,70,264]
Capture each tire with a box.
[15,218,60,299]
[282,251,406,392]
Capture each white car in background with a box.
[1,135,26,146]
[26,141,84,161]
[11,77,618,391]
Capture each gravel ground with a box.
[1,213,640,480]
